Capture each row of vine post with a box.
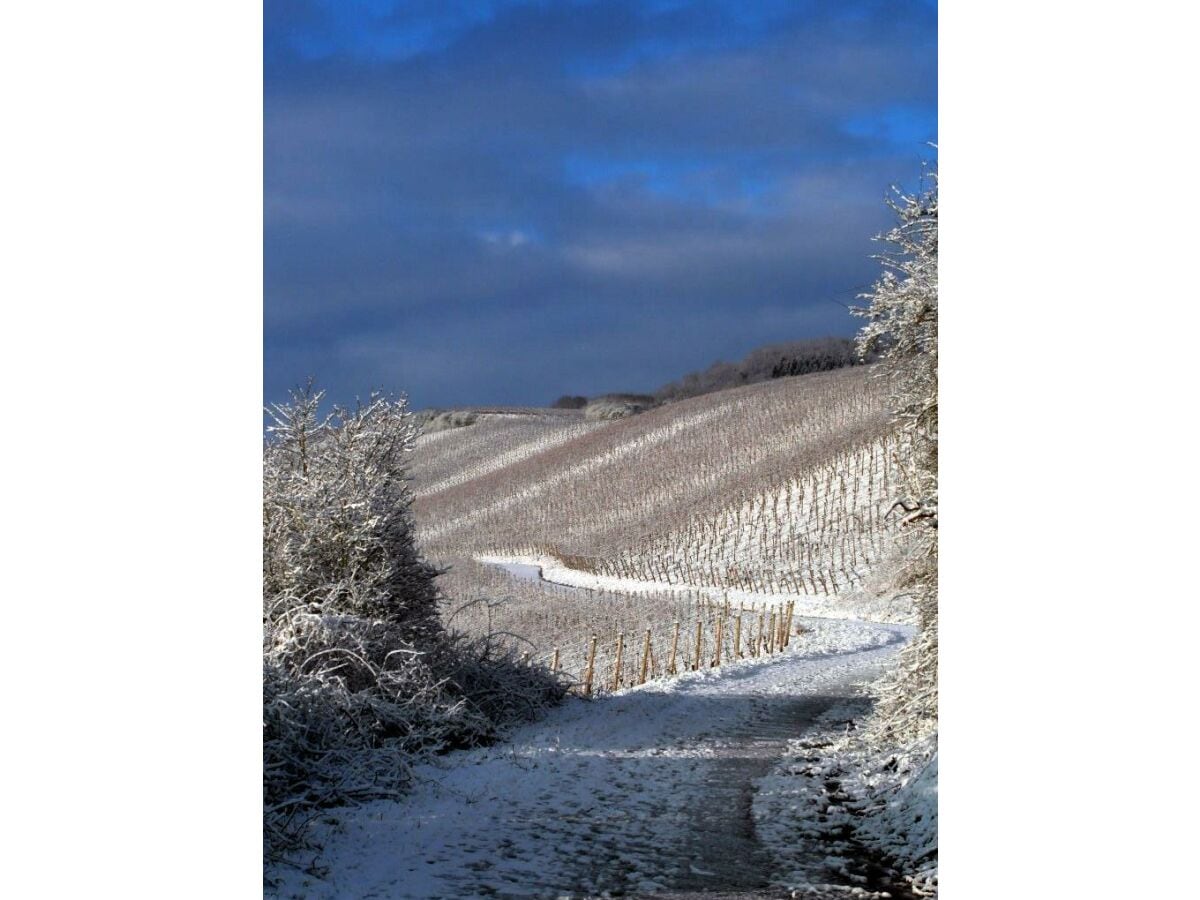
[523,597,800,697]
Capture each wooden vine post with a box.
[583,635,597,697]
[733,614,742,659]
[613,632,625,691]
[551,647,560,673]
[693,619,703,671]
[714,615,723,667]
[757,610,766,656]
[669,621,680,675]
[767,610,776,654]
[640,629,652,684]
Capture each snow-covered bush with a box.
[584,394,655,420]
[834,163,937,894]
[422,409,479,432]
[263,384,565,859]
[264,385,443,639]
[855,165,938,744]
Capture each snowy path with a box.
[269,617,912,899]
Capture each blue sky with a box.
[265,0,937,408]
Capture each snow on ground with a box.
[267,617,913,899]
[755,712,937,897]
[836,735,937,896]
[476,553,913,624]
[862,743,937,893]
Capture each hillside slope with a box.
[415,367,906,603]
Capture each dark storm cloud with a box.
[265,0,937,408]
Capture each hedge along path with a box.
[527,598,799,697]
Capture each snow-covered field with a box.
[756,716,937,897]
[267,617,914,899]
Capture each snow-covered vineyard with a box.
[264,172,938,898]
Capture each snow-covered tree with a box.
[856,164,938,740]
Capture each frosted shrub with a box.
[855,166,938,743]
[263,384,564,860]
[423,409,479,432]
[264,385,443,636]
[584,395,654,420]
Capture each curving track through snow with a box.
[268,616,913,899]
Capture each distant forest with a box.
[652,336,860,403]
[553,336,860,410]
